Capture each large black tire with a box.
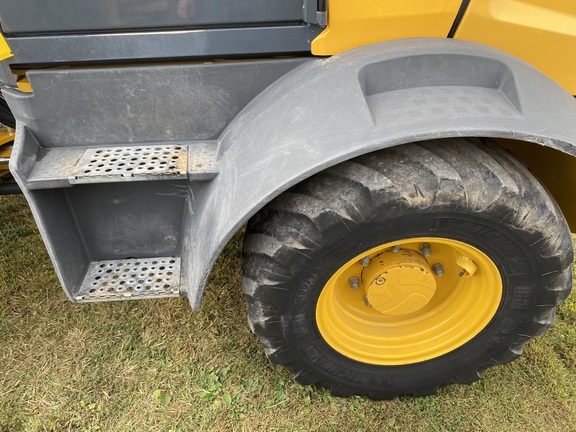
[242,138,573,399]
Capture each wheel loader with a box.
[1,1,575,399]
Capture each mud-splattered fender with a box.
[185,38,576,309]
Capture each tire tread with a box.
[242,138,573,399]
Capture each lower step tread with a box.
[76,257,181,302]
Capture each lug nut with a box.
[432,263,444,277]
[360,257,371,267]
[419,243,432,257]
[363,296,373,308]
[349,276,360,290]
[391,245,400,253]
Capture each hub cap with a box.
[363,249,437,316]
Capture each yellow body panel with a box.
[497,139,576,232]
[311,0,461,55]
[0,35,12,62]
[455,1,576,94]
[0,128,14,177]
[0,129,14,146]
[16,77,32,93]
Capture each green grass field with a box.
[1,194,575,431]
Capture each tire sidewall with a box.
[283,210,543,394]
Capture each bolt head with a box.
[419,243,432,257]
[360,257,371,267]
[432,263,444,277]
[391,245,400,253]
[348,276,360,290]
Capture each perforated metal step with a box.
[22,140,219,189]
[70,145,188,184]
[76,257,181,302]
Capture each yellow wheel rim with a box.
[316,237,502,365]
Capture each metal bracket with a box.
[304,0,328,26]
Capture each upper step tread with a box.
[22,143,219,189]
[70,145,188,184]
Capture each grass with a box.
[1,194,575,431]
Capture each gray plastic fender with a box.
[185,38,576,309]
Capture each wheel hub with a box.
[363,249,436,315]
[316,237,503,365]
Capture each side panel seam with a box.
[448,0,471,38]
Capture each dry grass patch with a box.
[1,194,575,431]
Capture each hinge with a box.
[316,11,327,26]
[304,0,328,26]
